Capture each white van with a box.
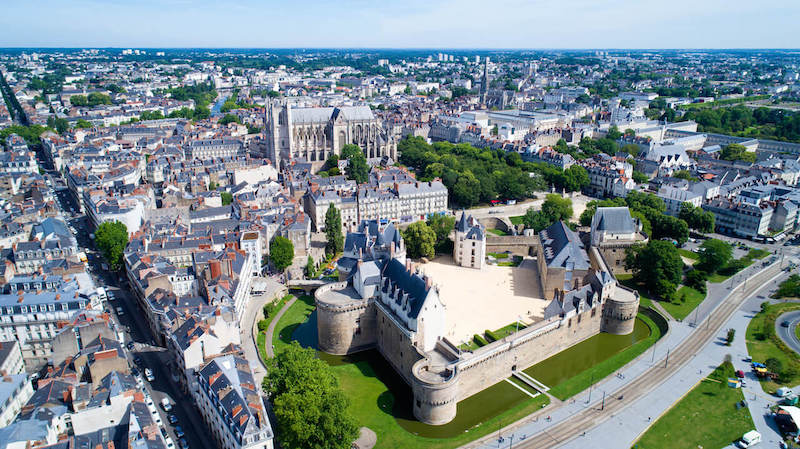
[738,430,761,448]
[777,387,794,398]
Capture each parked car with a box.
[116,307,124,316]
[737,430,761,448]
[782,320,791,328]
[777,387,794,398]
[127,341,135,350]
[168,414,178,425]
[133,356,143,366]
[174,426,185,438]
[144,368,154,382]
[178,439,189,449]
[735,370,745,378]
[131,367,140,377]
[161,397,173,412]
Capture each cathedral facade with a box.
[264,100,397,170]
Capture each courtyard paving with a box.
[418,256,548,344]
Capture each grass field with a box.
[271,294,315,355]
[633,362,754,449]
[328,353,550,449]
[709,248,771,283]
[678,249,699,260]
[510,215,524,225]
[660,286,706,321]
[526,314,661,400]
[486,228,509,236]
[745,302,800,392]
[256,293,293,364]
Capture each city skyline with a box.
[2,0,799,49]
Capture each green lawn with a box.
[708,272,732,283]
[498,256,522,267]
[272,294,315,354]
[708,248,771,283]
[745,302,800,392]
[526,314,661,400]
[634,362,754,449]
[509,215,524,225]
[256,293,293,364]
[659,286,706,321]
[491,322,527,339]
[329,350,549,449]
[486,228,509,236]
[616,274,653,308]
[487,251,511,259]
[678,248,699,260]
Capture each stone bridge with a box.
[486,235,539,256]
[286,279,330,294]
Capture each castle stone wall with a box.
[601,295,639,335]
[453,308,602,402]
[315,282,377,355]
[375,305,425,386]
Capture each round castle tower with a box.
[411,359,459,425]
[601,287,640,335]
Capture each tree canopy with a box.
[697,238,733,273]
[719,143,756,163]
[522,194,573,232]
[265,343,358,449]
[325,204,344,256]
[341,144,369,184]
[269,236,294,272]
[678,202,715,233]
[95,221,128,271]
[427,213,455,254]
[625,240,684,298]
[402,221,436,259]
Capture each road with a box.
[776,310,800,355]
[463,251,794,449]
[452,192,592,222]
[558,272,792,449]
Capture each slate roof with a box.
[380,258,430,319]
[593,207,635,233]
[539,221,590,270]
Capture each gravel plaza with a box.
[418,256,548,345]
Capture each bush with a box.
[473,334,489,347]
[484,329,500,342]
[684,269,708,293]
[257,320,268,332]
[766,357,784,374]
[726,328,736,346]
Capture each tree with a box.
[220,192,233,205]
[325,204,344,256]
[70,95,88,106]
[341,144,368,184]
[87,92,111,106]
[650,214,689,245]
[606,125,622,140]
[632,170,649,184]
[427,214,455,253]
[305,255,317,279]
[95,221,128,271]
[541,194,573,222]
[192,106,211,120]
[76,119,93,129]
[265,343,358,449]
[269,236,294,272]
[679,203,715,233]
[219,113,241,125]
[562,165,590,192]
[720,143,756,163]
[403,221,436,259]
[622,143,642,157]
[453,172,481,208]
[208,181,218,191]
[625,240,684,298]
[697,238,733,273]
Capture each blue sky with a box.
[2,0,799,48]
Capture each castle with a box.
[316,215,640,425]
[264,100,397,169]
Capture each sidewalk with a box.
[558,291,784,449]
[465,252,796,449]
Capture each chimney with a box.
[209,260,221,279]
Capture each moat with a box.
[290,308,654,439]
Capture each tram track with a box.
[506,262,783,449]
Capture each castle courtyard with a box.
[418,256,548,345]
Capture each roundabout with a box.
[776,309,800,355]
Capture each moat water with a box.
[291,311,652,438]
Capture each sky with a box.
[1,0,799,49]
